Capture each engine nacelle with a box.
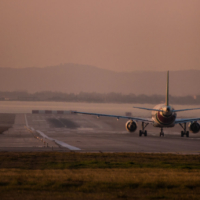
[188,122,200,133]
[125,120,137,132]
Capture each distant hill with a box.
[0,64,199,96]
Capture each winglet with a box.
[166,71,169,106]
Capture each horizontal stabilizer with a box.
[132,106,161,112]
[173,108,200,112]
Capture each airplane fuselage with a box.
[152,104,177,127]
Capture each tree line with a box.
[0,91,199,105]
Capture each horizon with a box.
[0,66,200,96]
[0,63,200,73]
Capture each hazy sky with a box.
[0,0,200,72]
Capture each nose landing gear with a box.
[160,128,164,137]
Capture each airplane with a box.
[73,71,200,137]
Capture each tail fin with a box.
[166,71,169,106]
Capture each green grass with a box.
[0,152,199,170]
[0,152,199,199]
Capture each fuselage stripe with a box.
[155,112,175,126]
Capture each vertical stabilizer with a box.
[166,71,169,106]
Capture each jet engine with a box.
[188,122,200,133]
[125,120,137,132]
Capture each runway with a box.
[0,113,200,154]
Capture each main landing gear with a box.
[139,122,149,137]
[160,128,164,137]
[179,123,189,137]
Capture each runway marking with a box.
[24,114,81,151]
[32,120,46,122]
[77,128,94,131]
[36,130,81,151]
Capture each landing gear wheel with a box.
[186,131,189,137]
[159,128,164,137]
[160,132,164,137]
[179,123,189,138]
[139,130,142,137]
[181,131,184,137]
[144,130,147,137]
[139,122,149,137]
[180,131,189,137]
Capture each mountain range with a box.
[0,64,199,96]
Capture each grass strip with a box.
[0,152,199,200]
[0,152,199,169]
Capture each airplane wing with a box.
[72,111,153,123]
[175,117,200,124]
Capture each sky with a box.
[0,0,200,72]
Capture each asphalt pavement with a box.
[0,113,199,154]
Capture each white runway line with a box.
[33,120,46,122]
[36,130,81,151]
[24,114,81,151]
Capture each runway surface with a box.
[0,113,200,154]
